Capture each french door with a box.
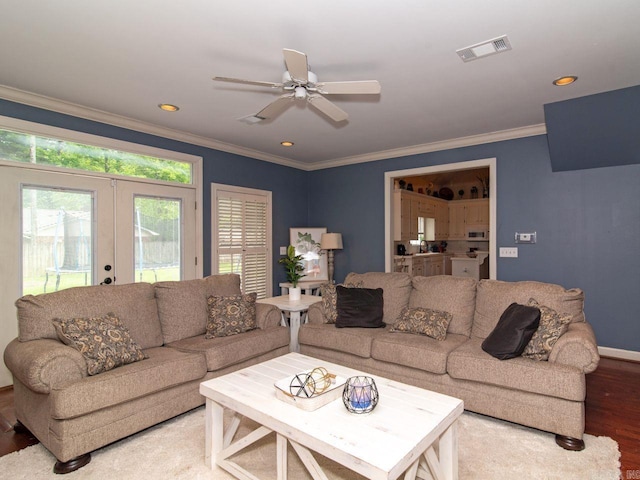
[0,164,196,386]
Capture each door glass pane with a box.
[134,196,181,282]
[22,187,92,295]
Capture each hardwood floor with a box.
[0,357,638,476]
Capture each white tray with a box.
[275,370,346,411]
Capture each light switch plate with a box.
[279,246,287,255]
[500,247,518,258]
[515,232,536,244]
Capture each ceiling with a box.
[1,1,639,171]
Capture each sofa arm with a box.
[307,302,326,324]
[3,338,87,394]
[256,303,282,329]
[548,322,600,373]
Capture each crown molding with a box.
[305,124,547,171]
[1,85,546,172]
[0,85,307,170]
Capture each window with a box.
[0,127,192,184]
[212,184,272,298]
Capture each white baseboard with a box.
[598,346,640,362]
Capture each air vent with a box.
[456,35,512,62]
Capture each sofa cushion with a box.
[155,274,241,344]
[481,303,540,360]
[16,283,162,349]
[335,287,385,328]
[448,338,586,401]
[319,281,364,323]
[205,293,257,338]
[298,323,381,358]
[371,331,468,375]
[344,272,412,325]
[50,346,207,419]
[390,306,452,341]
[522,298,572,361]
[166,326,290,371]
[409,275,477,337]
[52,313,147,375]
[472,280,585,339]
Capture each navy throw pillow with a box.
[335,286,385,328]
[481,303,541,360]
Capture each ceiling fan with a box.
[212,48,381,123]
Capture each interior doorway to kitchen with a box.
[383,157,497,278]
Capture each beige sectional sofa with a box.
[3,274,289,473]
[299,272,599,450]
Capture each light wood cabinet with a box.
[447,199,489,240]
[435,202,449,240]
[465,200,490,225]
[394,190,419,241]
[448,202,467,240]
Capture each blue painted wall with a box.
[2,99,639,352]
[308,136,640,352]
[0,99,307,290]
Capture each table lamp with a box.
[321,233,343,284]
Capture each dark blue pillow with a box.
[335,286,385,328]
[481,303,540,360]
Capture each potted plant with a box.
[279,245,305,300]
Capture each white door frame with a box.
[384,157,497,278]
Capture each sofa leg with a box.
[53,453,91,474]
[13,420,32,435]
[555,434,585,451]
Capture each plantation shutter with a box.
[213,185,271,298]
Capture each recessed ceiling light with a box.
[158,103,180,112]
[280,141,294,147]
[553,76,578,86]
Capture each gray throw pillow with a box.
[206,293,257,338]
[52,313,147,375]
[522,298,572,361]
[391,306,452,341]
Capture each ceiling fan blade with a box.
[283,49,309,84]
[254,94,295,120]
[212,76,282,88]
[307,94,349,122]
[316,80,381,95]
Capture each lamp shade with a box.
[321,233,343,250]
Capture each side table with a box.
[279,280,324,296]
[256,294,322,352]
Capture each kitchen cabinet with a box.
[425,256,442,276]
[465,200,490,225]
[434,201,449,240]
[394,190,420,241]
[448,202,467,240]
[447,199,489,240]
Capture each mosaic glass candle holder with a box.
[342,376,379,414]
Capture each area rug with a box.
[0,407,620,479]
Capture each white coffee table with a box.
[256,295,322,352]
[199,353,463,480]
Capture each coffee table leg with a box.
[277,433,288,479]
[419,421,458,480]
[434,421,458,480]
[205,398,224,469]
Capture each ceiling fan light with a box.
[553,76,578,86]
[294,86,307,99]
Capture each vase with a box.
[289,287,301,301]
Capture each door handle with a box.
[101,277,113,285]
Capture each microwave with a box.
[465,227,489,241]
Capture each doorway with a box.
[384,157,497,277]
[0,165,197,386]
